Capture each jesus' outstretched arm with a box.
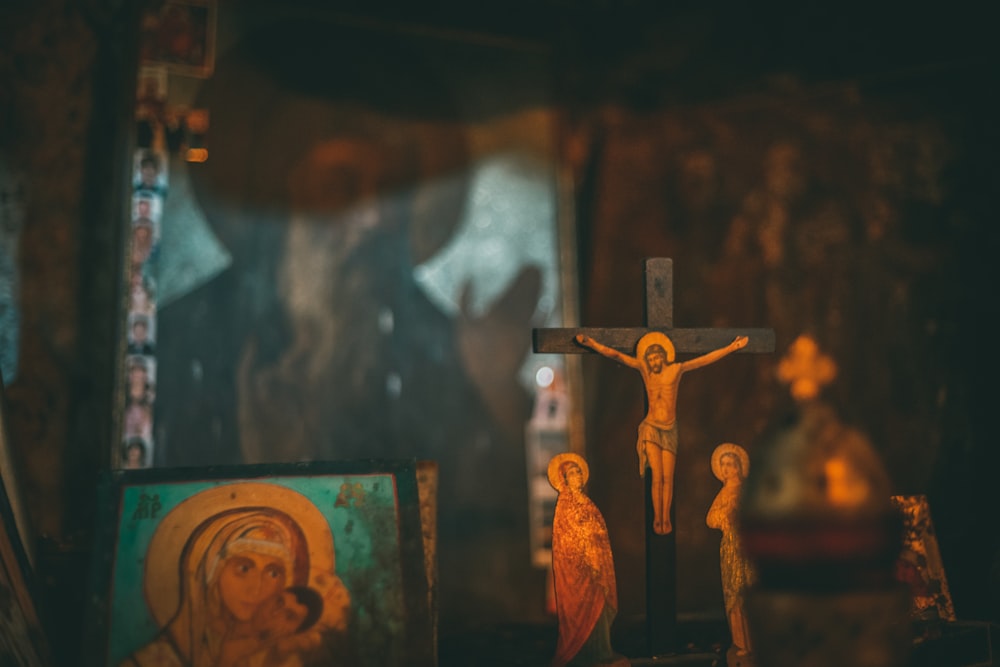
[679,336,748,372]
[575,333,642,369]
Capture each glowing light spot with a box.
[535,366,554,388]
[386,373,402,398]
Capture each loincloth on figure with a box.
[636,418,678,475]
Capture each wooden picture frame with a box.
[890,494,957,624]
[85,460,434,667]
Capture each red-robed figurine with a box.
[548,453,630,667]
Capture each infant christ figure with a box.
[575,331,748,534]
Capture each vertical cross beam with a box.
[642,258,675,656]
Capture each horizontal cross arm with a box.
[533,327,775,355]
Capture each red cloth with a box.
[551,490,618,667]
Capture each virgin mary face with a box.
[217,551,288,622]
[561,463,584,492]
[720,453,743,482]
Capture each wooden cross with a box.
[533,257,774,657]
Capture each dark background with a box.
[0,0,997,664]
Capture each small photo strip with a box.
[132,192,162,226]
[125,354,157,407]
[128,268,157,316]
[132,149,168,196]
[121,435,153,470]
[123,400,153,442]
[130,219,158,270]
[127,312,156,356]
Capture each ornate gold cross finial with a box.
[777,334,837,401]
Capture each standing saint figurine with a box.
[575,332,748,534]
[548,453,630,667]
[706,443,755,665]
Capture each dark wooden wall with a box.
[553,4,998,622]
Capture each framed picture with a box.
[139,0,217,78]
[85,460,434,667]
[890,494,957,624]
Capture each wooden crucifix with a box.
[533,257,774,657]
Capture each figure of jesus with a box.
[575,331,748,534]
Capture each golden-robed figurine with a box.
[706,443,755,664]
[548,453,629,667]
